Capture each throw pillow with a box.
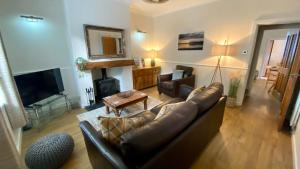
[99,111,155,146]
[155,102,185,120]
[186,86,206,101]
[172,70,184,80]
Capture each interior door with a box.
[278,30,300,129]
[274,31,299,100]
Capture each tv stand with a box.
[25,94,71,128]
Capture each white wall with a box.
[64,0,133,107]
[0,0,79,103]
[269,40,286,66]
[151,0,300,105]
[131,12,154,66]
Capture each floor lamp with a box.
[211,40,229,84]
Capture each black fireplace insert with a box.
[94,68,120,102]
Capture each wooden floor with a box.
[22,80,292,169]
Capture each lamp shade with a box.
[212,44,228,56]
[150,49,158,58]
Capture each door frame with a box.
[243,18,300,100]
[245,23,300,96]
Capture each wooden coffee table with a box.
[103,90,148,117]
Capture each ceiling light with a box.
[143,0,169,4]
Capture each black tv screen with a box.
[14,68,64,107]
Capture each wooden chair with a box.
[265,66,279,92]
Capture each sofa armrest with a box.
[79,121,129,169]
[158,73,172,83]
[173,75,196,96]
[178,85,194,100]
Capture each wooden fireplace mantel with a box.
[83,59,135,70]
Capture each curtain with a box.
[0,32,27,129]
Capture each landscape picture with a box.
[178,32,204,50]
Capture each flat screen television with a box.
[14,68,64,107]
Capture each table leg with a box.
[105,106,110,114]
[144,99,148,110]
[114,109,120,117]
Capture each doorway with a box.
[246,23,300,130]
[258,39,286,79]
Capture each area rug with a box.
[77,96,162,131]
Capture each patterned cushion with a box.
[186,86,206,101]
[99,111,155,146]
[154,102,185,120]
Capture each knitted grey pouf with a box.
[25,133,74,169]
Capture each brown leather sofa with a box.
[157,65,195,97]
[80,83,226,169]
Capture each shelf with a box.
[82,59,135,70]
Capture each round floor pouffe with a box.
[25,133,74,169]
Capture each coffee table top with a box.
[103,90,148,108]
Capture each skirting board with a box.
[292,134,299,169]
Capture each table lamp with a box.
[150,49,157,67]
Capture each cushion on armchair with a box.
[172,70,184,80]
[176,65,193,78]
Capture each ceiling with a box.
[129,0,220,17]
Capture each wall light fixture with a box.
[20,15,44,22]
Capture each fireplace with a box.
[79,59,134,109]
[94,68,120,103]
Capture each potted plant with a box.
[227,72,241,107]
[75,57,88,71]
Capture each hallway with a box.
[191,79,292,169]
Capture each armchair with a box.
[157,65,195,97]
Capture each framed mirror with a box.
[84,25,126,59]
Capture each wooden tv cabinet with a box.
[132,66,161,90]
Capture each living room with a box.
[1,0,300,169]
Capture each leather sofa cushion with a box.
[188,82,223,116]
[150,98,184,115]
[155,102,185,120]
[160,81,174,91]
[120,101,198,164]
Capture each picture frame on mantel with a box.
[84,24,126,59]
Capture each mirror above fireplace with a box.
[84,25,126,59]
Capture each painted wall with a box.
[152,0,300,105]
[64,0,133,107]
[0,0,79,104]
[131,12,154,66]
[269,40,286,67]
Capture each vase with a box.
[226,97,237,107]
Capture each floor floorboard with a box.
[22,80,292,169]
